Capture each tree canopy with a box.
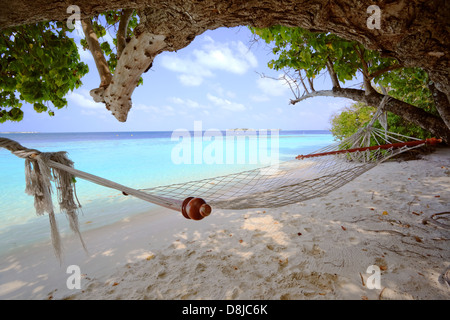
[250,25,449,142]
[0,22,88,122]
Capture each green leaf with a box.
[0,21,89,121]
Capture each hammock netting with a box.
[139,126,431,211]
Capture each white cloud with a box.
[67,89,113,119]
[178,74,206,87]
[210,83,237,99]
[206,93,246,112]
[250,75,291,102]
[67,90,104,109]
[160,36,258,86]
[134,104,177,117]
[256,76,290,97]
[327,99,352,113]
[193,36,257,74]
[168,97,209,109]
[249,94,270,102]
[76,43,94,62]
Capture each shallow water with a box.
[0,130,334,255]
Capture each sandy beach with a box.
[1,147,449,300]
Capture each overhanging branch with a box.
[117,9,134,59]
[369,64,403,80]
[290,88,450,142]
[326,58,340,89]
[81,18,112,88]
[428,81,450,130]
[90,29,167,122]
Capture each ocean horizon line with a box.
[0,129,332,134]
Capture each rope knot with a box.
[0,137,85,261]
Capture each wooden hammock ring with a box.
[181,197,212,220]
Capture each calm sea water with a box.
[0,130,334,255]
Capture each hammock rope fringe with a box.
[0,99,443,259]
[0,139,86,261]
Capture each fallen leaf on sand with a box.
[146,254,155,261]
[341,226,347,231]
[278,258,288,266]
[382,211,388,215]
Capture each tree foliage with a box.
[79,11,140,75]
[0,21,88,122]
[250,26,399,86]
[330,101,432,141]
[250,26,442,140]
[329,102,377,140]
[0,10,141,123]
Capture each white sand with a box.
[1,147,449,300]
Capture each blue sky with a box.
[1,25,359,133]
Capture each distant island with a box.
[0,132,39,134]
[226,128,281,131]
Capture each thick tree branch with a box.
[290,88,450,143]
[297,70,310,94]
[307,76,315,92]
[368,64,403,80]
[90,28,167,121]
[354,44,376,95]
[117,9,134,59]
[428,81,450,130]
[81,18,112,88]
[326,57,340,89]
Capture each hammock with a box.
[0,101,442,259]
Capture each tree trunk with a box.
[90,29,167,121]
[291,88,450,143]
[428,81,450,130]
[81,18,112,88]
[116,9,134,59]
[1,0,448,123]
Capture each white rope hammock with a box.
[0,98,442,259]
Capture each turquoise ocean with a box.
[0,130,334,255]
